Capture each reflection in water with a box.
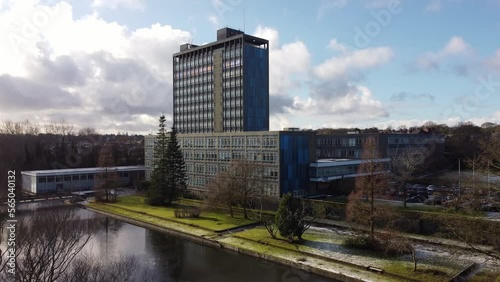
[86,210,334,282]
[3,204,334,282]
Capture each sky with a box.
[0,0,499,134]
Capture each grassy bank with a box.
[92,195,255,232]
[85,195,494,282]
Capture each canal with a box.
[6,203,334,282]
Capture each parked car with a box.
[481,203,500,212]
[424,196,445,205]
[407,195,426,203]
[427,185,438,195]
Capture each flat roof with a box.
[21,166,145,177]
[173,33,268,56]
[311,158,390,168]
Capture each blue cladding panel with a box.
[243,44,269,131]
[279,133,311,196]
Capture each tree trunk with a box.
[229,205,234,218]
[403,185,408,208]
[243,206,248,219]
[412,250,417,272]
[370,176,375,240]
[370,217,374,241]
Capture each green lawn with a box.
[235,227,464,282]
[469,270,500,282]
[87,203,211,237]
[97,196,255,232]
[383,263,454,282]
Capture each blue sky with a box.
[0,0,499,133]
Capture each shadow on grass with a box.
[297,239,415,265]
[179,216,220,222]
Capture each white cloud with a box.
[253,25,310,99]
[208,14,219,27]
[91,0,145,10]
[442,36,470,55]
[291,85,388,118]
[0,1,190,134]
[314,45,393,80]
[269,114,291,131]
[327,39,350,54]
[486,49,500,71]
[415,36,471,71]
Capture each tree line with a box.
[0,119,144,197]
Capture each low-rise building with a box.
[145,130,315,198]
[21,166,145,194]
[315,133,444,159]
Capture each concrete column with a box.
[213,49,224,133]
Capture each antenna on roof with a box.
[243,8,246,33]
[188,38,193,49]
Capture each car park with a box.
[407,195,426,203]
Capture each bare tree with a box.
[78,127,98,137]
[391,147,426,207]
[346,137,391,241]
[206,166,238,217]
[1,208,153,281]
[0,119,40,135]
[95,142,119,202]
[206,160,264,219]
[44,119,75,136]
[379,231,418,271]
[437,213,500,260]
[232,160,264,219]
[66,255,156,282]
[0,208,94,281]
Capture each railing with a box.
[0,192,74,204]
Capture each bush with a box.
[145,196,164,206]
[275,194,306,242]
[138,180,151,191]
[343,236,377,250]
[174,207,201,218]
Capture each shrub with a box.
[174,207,201,218]
[275,194,306,242]
[343,235,377,250]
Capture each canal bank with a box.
[84,204,403,282]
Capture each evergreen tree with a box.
[275,194,306,242]
[148,115,169,205]
[165,126,187,204]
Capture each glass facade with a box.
[173,52,215,133]
[279,132,313,197]
[243,44,269,131]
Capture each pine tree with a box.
[148,115,169,205]
[165,126,187,204]
[275,194,306,243]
